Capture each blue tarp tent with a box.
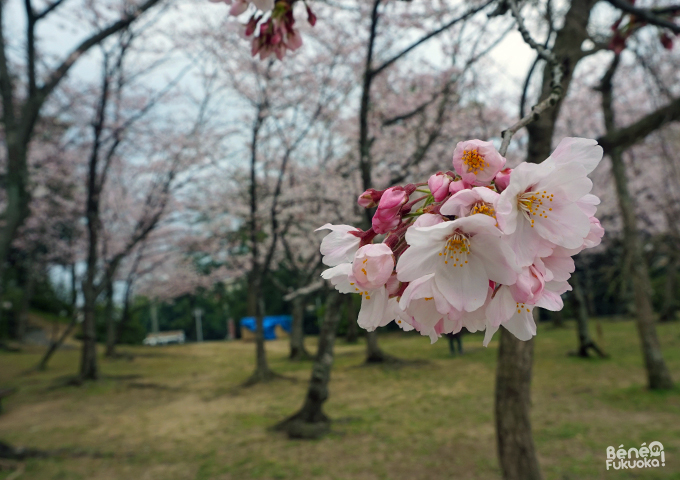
[240,315,292,340]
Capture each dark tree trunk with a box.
[111,274,135,355]
[345,294,359,343]
[552,309,564,328]
[610,150,673,389]
[80,299,98,380]
[244,280,276,385]
[600,57,674,390]
[495,329,541,480]
[274,292,343,439]
[571,275,606,358]
[104,278,116,357]
[659,248,679,322]
[35,262,79,371]
[493,1,598,476]
[16,264,36,342]
[289,296,311,360]
[365,330,388,363]
[36,316,77,371]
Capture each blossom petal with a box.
[316,224,361,266]
[545,137,603,174]
[532,201,590,249]
[396,244,440,282]
[320,263,355,293]
[471,234,519,285]
[435,254,488,311]
[502,310,536,341]
[503,217,554,267]
[486,286,516,327]
[357,287,388,331]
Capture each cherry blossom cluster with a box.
[316,138,605,346]
[210,0,315,60]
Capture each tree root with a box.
[241,369,295,388]
[272,411,331,439]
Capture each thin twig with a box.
[606,0,680,34]
[499,0,564,156]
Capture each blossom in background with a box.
[316,137,604,346]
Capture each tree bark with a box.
[365,330,388,363]
[16,262,36,342]
[274,291,343,439]
[244,279,276,385]
[659,247,679,322]
[34,262,78,371]
[609,150,673,389]
[80,295,98,380]
[494,1,599,476]
[36,316,77,371]
[104,278,116,357]
[345,294,359,343]
[495,329,542,480]
[600,56,674,390]
[571,275,606,358]
[289,295,311,360]
[551,309,564,328]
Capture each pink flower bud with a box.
[372,187,408,234]
[306,5,317,26]
[229,0,248,16]
[245,15,260,36]
[494,168,512,192]
[427,173,452,202]
[448,179,468,195]
[452,139,506,186]
[286,29,303,51]
[509,265,545,304]
[357,188,383,208]
[351,244,395,291]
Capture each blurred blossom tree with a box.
[0,0,166,318]
[187,16,357,384]
[68,27,216,380]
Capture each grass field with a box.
[1,319,679,480]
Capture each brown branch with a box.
[597,96,680,155]
[371,0,495,77]
[0,3,16,129]
[606,0,680,34]
[39,0,164,98]
[499,0,564,156]
[35,0,67,20]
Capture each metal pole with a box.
[151,303,159,333]
[194,308,203,343]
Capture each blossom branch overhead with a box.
[313,0,604,346]
[209,0,315,60]
[317,137,605,346]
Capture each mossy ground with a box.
[1,318,679,479]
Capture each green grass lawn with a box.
[1,319,679,480]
